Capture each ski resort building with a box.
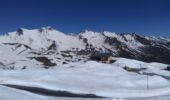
[90,53,112,64]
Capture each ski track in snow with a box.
[0,59,170,100]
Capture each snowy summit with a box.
[0,27,170,69]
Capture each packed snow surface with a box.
[0,58,170,100]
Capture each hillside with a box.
[0,27,170,69]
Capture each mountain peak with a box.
[80,29,96,34]
[40,26,55,31]
[0,27,170,67]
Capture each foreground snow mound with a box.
[0,60,170,99]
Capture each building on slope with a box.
[90,53,112,64]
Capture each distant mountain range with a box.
[0,27,170,69]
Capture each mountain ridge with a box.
[0,27,170,69]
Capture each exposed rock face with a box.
[48,41,57,50]
[16,28,24,36]
[31,57,56,67]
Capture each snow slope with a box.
[0,85,112,100]
[0,59,170,99]
[0,27,85,51]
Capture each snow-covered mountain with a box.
[0,27,170,69]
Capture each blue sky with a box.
[0,0,170,37]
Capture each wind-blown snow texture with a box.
[1,59,170,100]
[0,27,170,69]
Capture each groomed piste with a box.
[1,58,170,100]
